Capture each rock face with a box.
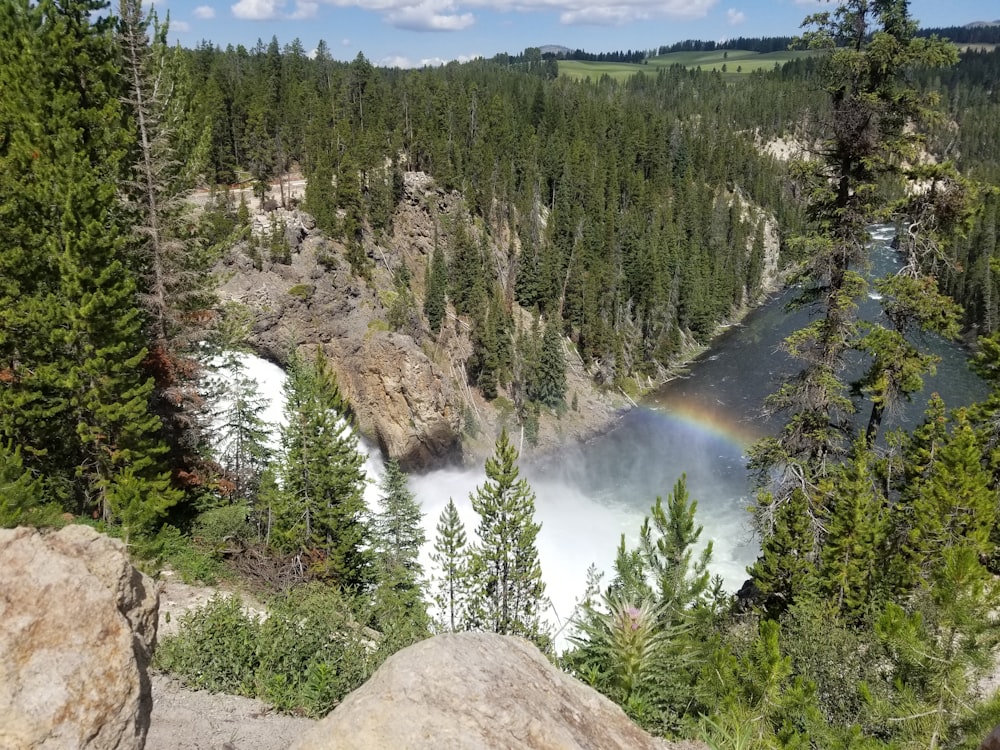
[289,632,667,750]
[217,205,464,471]
[0,525,159,750]
[326,332,461,470]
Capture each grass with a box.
[558,49,822,81]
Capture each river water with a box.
[225,225,989,641]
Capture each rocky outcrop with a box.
[323,332,462,470]
[0,525,158,750]
[217,205,464,470]
[289,632,673,750]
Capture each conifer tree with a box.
[431,498,470,632]
[749,0,963,574]
[372,461,426,598]
[0,0,179,525]
[270,349,371,587]
[424,240,448,335]
[371,459,429,639]
[211,358,273,507]
[467,429,548,647]
[749,488,817,616]
[639,475,712,618]
[888,409,996,594]
[529,317,567,409]
[818,439,886,620]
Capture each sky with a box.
[152,0,998,69]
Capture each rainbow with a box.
[639,400,765,453]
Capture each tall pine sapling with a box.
[430,497,470,632]
[467,429,549,648]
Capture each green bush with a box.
[133,524,224,584]
[287,284,314,301]
[255,584,377,715]
[155,583,383,717]
[192,504,255,550]
[155,594,261,694]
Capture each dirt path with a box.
[146,673,315,750]
[148,574,315,749]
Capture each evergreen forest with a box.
[5,0,1000,746]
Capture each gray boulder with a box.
[0,525,158,750]
[290,632,668,750]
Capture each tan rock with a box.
[327,332,461,471]
[290,631,667,750]
[0,525,158,750]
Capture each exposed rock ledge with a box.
[290,631,705,750]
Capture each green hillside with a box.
[559,48,822,80]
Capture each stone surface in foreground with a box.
[290,631,669,750]
[0,525,158,750]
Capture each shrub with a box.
[287,284,314,301]
[155,582,385,717]
[154,594,261,694]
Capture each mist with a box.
[216,352,761,646]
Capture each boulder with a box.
[982,723,1000,750]
[289,632,667,750]
[0,525,159,750]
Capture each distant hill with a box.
[539,45,570,56]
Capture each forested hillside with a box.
[6,0,1000,747]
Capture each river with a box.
[225,224,989,643]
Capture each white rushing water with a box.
[211,352,732,646]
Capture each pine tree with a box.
[211,357,273,508]
[529,317,567,409]
[749,0,963,587]
[0,0,179,526]
[638,475,713,619]
[818,439,886,620]
[431,497,470,632]
[424,240,448,335]
[467,429,549,647]
[889,409,996,594]
[749,488,818,616]
[271,349,371,587]
[372,461,426,599]
[371,459,430,640]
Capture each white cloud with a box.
[341,37,352,45]
[319,0,717,30]
[172,18,192,30]
[291,0,318,17]
[726,7,744,25]
[378,52,480,67]
[231,0,284,19]
[381,0,474,31]
[231,0,315,19]
[193,4,216,18]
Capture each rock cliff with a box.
[215,173,626,470]
[217,198,465,471]
[0,525,158,750]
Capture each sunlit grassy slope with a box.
[558,49,820,81]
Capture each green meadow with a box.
[558,49,820,81]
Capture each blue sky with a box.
[152,0,998,68]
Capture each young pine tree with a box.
[211,358,274,508]
[270,349,371,588]
[430,497,470,632]
[371,460,429,638]
[467,429,549,648]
